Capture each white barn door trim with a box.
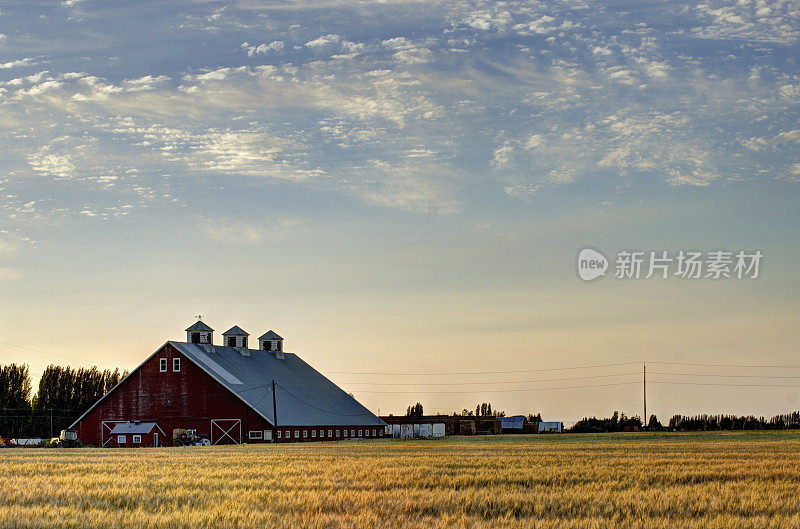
[101,420,127,447]
[210,419,241,445]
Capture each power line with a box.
[328,361,642,376]
[651,371,800,379]
[350,381,640,394]
[338,371,640,386]
[649,381,800,388]
[647,361,800,369]
[0,341,96,363]
[276,382,377,417]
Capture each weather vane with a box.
[196,314,203,321]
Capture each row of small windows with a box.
[248,430,273,440]
[274,428,380,440]
[159,358,180,373]
[117,435,142,444]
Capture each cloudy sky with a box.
[1,0,799,423]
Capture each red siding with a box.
[75,343,272,446]
[74,343,384,446]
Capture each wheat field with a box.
[2,432,800,528]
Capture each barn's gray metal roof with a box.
[186,321,214,332]
[258,330,283,340]
[222,325,249,336]
[170,341,385,428]
[110,422,160,434]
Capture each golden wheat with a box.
[2,432,800,528]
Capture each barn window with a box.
[276,341,282,351]
[319,429,324,438]
[263,341,272,351]
[311,430,316,438]
[117,435,126,444]
[294,430,299,439]
[132,435,141,444]
[264,430,272,441]
[373,429,377,437]
[328,429,332,437]
[159,358,167,372]
[227,336,236,347]
[336,430,341,437]
[358,429,363,437]
[248,431,263,440]
[277,430,281,439]
[303,430,308,438]
[172,358,180,372]
[351,429,355,437]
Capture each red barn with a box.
[71,321,386,446]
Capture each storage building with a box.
[71,321,386,446]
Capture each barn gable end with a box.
[72,342,272,446]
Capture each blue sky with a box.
[1,0,799,422]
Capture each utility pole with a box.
[643,362,647,430]
[272,379,278,442]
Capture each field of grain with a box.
[2,432,800,528]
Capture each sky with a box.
[0,0,799,424]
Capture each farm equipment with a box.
[172,428,210,446]
[50,429,82,448]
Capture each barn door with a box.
[101,421,127,447]
[210,419,241,445]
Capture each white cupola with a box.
[222,326,249,349]
[186,320,214,344]
[258,330,283,356]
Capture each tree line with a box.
[404,402,509,418]
[569,411,644,433]
[667,412,800,431]
[0,363,127,439]
[569,411,800,433]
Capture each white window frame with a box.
[264,430,272,441]
[351,429,355,437]
[336,430,341,437]
[117,435,126,444]
[303,430,308,438]
[159,358,167,372]
[132,435,142,444]
[248,430,263,440]
[173,357,180,372]
[328,429,332,438]
[358,429,363,437]
[277,430,282,439]
[311,430,316,438]
[294,430,299,439]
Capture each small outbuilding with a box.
[110,422,166,447]
[537,421,564,433]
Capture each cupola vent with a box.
[186,320,214,345]
[258,330,284,358]
[222,325,249,349]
